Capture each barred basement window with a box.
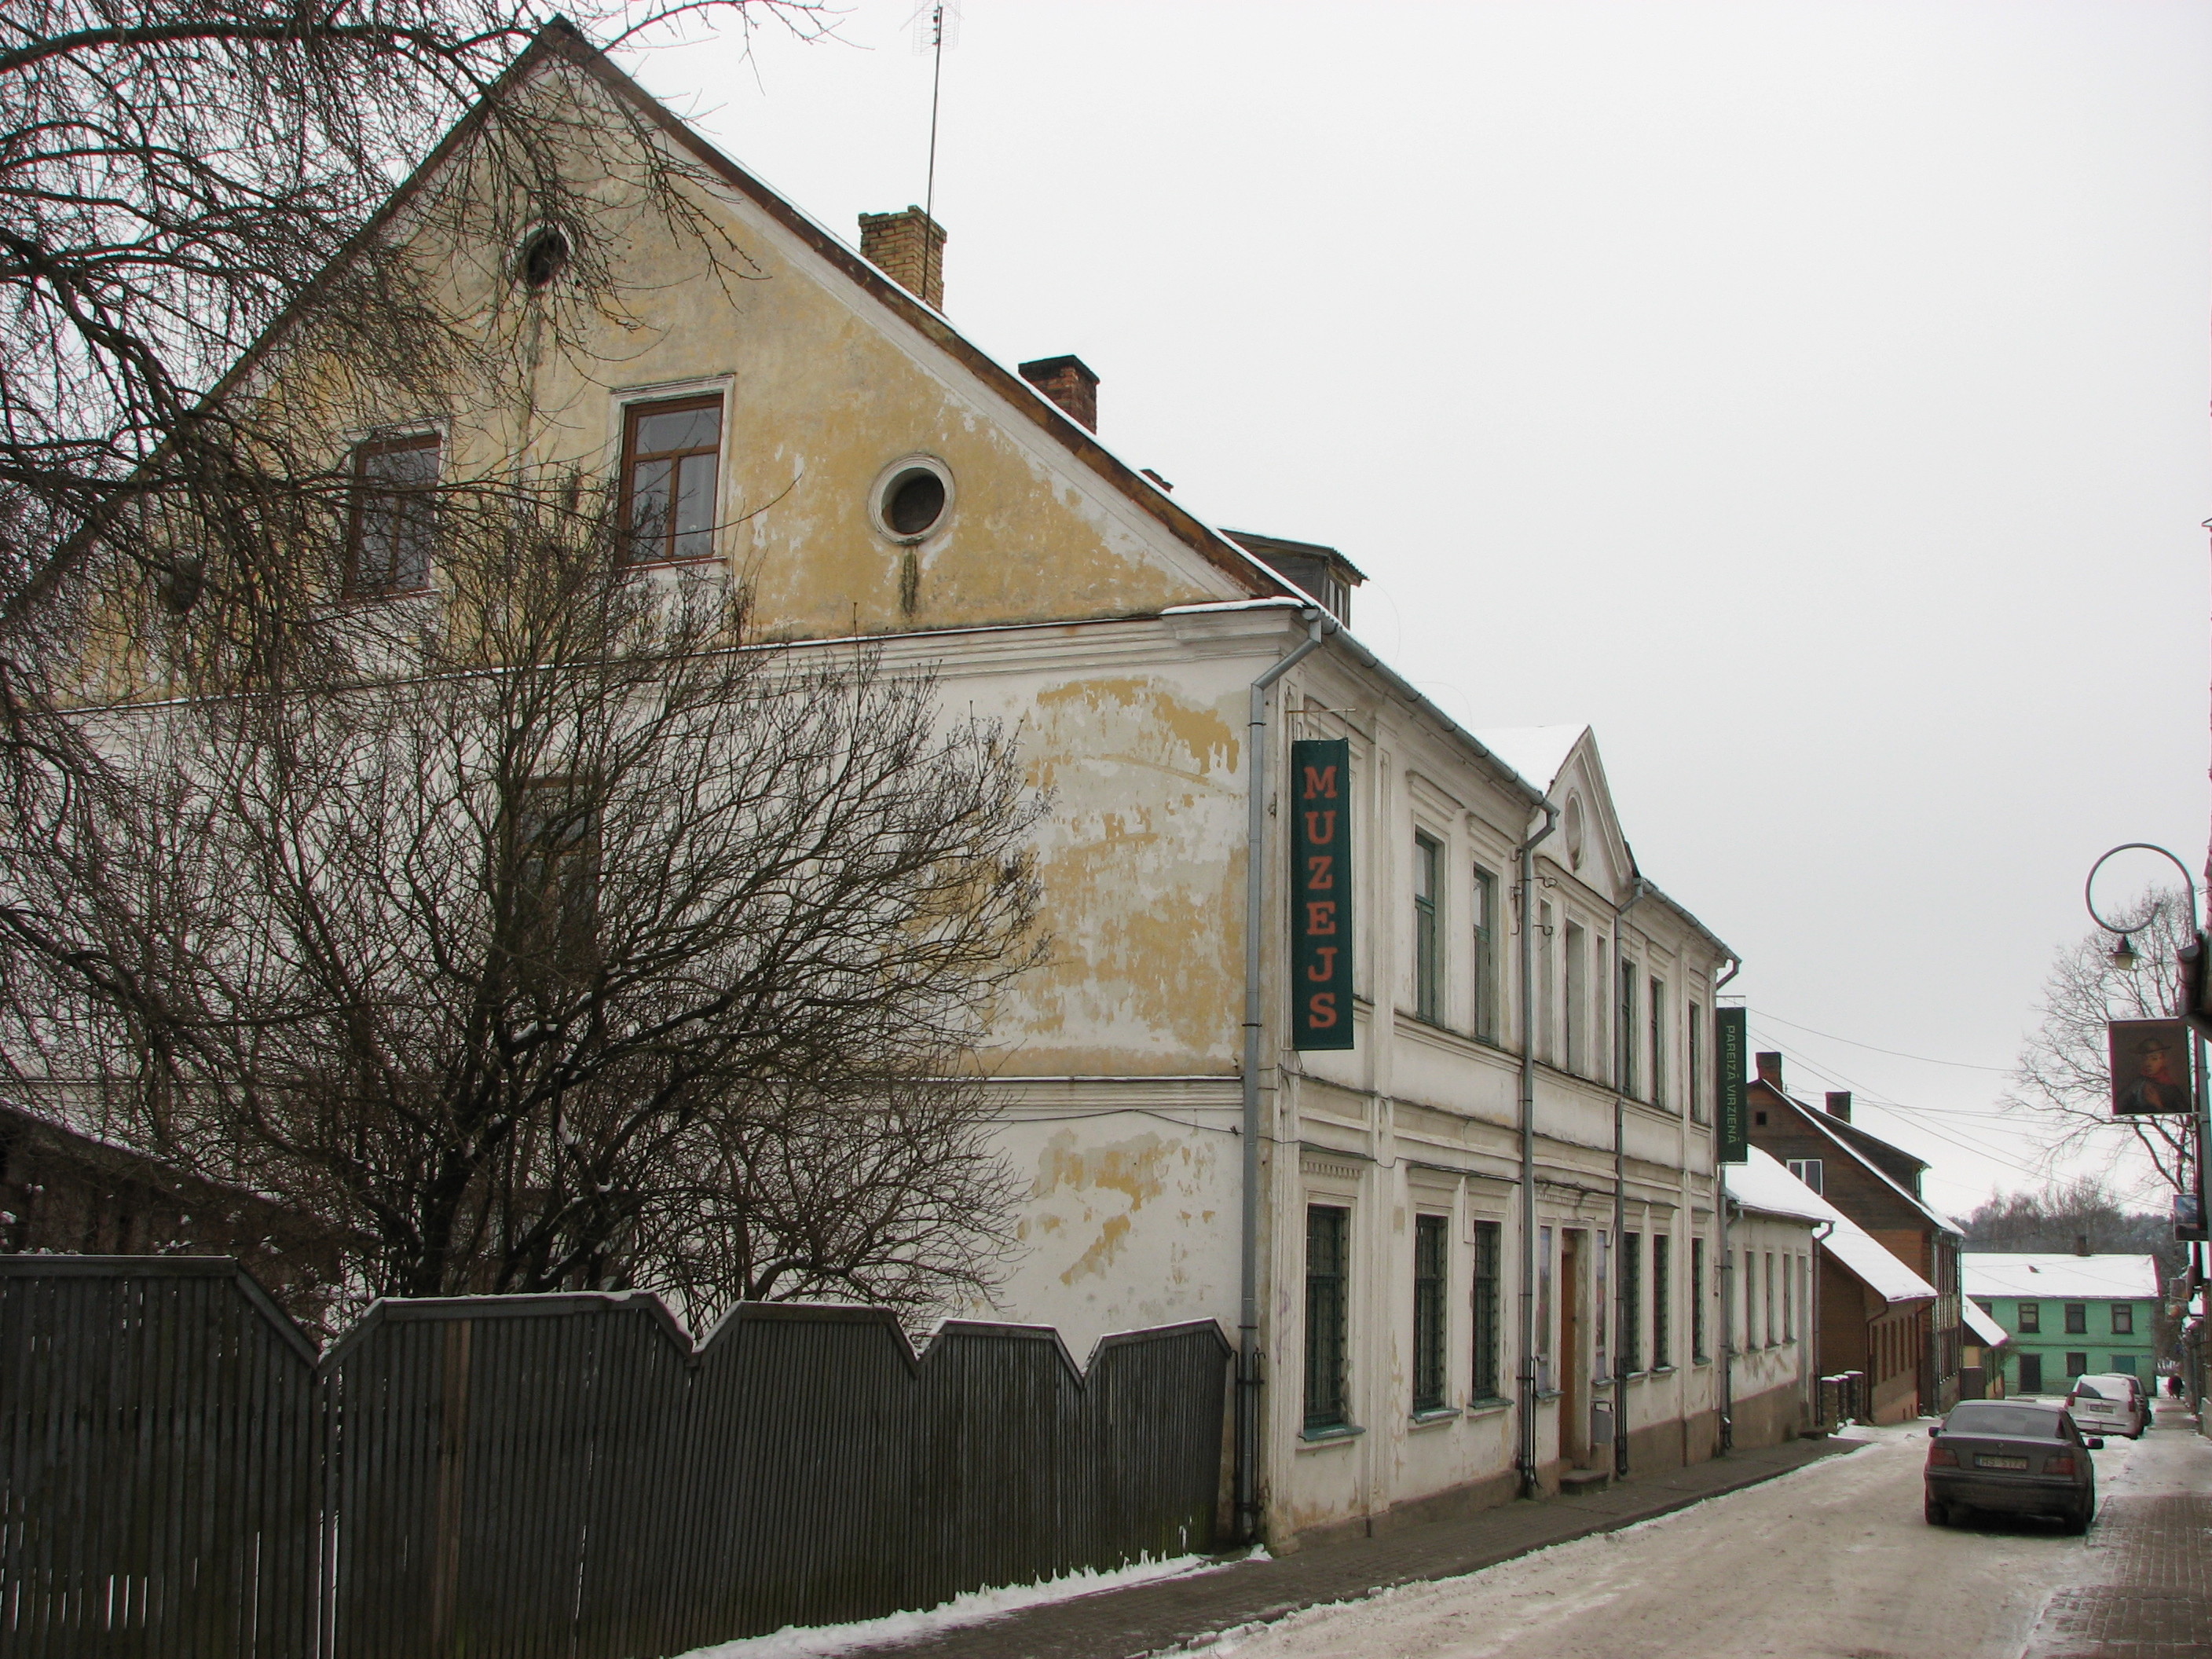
[1305,1205,1350,1432]
[1413,1214,1448,1412]
[1471,1220,1503,1399]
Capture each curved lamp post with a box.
[2084,842,2198,972]
[2084,841,2210,1408]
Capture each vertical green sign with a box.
[1291,738,1353,1049]
[1717,1005,1748,1162]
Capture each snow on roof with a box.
[1725,1148,1937,1306]
[1724,1145,1830,1224]
[1962,1298,2011,1349]
[1962,1254,2163,1302]
[1771,1090,1961,1239]
[1467,725,1586,796]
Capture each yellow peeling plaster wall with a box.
[120,60,1276,1355]
[478,95,1273,1347]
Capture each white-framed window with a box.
[1787,1157,1824,1195]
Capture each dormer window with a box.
[1221,529,1366,626]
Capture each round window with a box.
[518,227,569,291]
[873,459,953,541]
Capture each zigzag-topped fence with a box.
[0,1257,1230,1659]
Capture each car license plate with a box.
[1976,1454,2029,1470]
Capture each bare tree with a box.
[10,490,1045,1328]
[0,1,827,1049]
[1962,1178,2181,1271]
[0,0,825,637]
[2005,890,2196,1202]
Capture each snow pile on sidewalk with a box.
[669,1549,1256,1658]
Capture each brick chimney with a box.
[1755,1051,1782,1086]
[1826,1091,1852,1122]
[1019,355,1099,432]
[858,207,947,311]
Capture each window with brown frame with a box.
[511,780,600,980]
[346,433,440,598]
[620,394,723,565]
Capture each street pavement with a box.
[1202,1399,2212,1659]
[859,1397,2211,1659]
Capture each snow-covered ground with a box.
[1190,1420,2192,1659]
[668,1549,1256,1659]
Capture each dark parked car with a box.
[1925,1401,2101,1533]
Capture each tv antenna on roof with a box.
[914,2,960,222]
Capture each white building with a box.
[169,28,1759,1548]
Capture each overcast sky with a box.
[632,1,2212,1217]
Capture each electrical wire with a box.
[1751,1010,2012,1073]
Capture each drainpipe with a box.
[1611,878,1649,1480]
[1811,1219,1833,1428]
[1713,955,1740,1452]
[1236,607,1331,1545]
[1514,800,1561,1498]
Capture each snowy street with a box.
[1196,1408,2212,1659]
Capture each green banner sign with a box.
[1717,1005,1748,1163]
[1291,738,1353,1049]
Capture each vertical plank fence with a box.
[0,1259,1230,1659]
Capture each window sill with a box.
[1648,1365,1678,1378]
[1408,1407,1460,1430]
[1536,1388,1563,1402]
[1690,1355,1712,1368]
[1299,1422,1364,1447]
[1465,1397,1512,1418]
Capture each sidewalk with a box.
[2026,1397,2212,1659]
[855,1435,1860,1659]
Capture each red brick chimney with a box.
[1019,355,1099,432]
[858,207,947,311]
[1826,1090,1852,1122]
[1755,1051,1782,1086]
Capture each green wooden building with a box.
[1963,1253,2161,1396]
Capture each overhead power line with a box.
[1752,1009,2012,1073]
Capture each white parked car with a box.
[2065,1373,2147,1439]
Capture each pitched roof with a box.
[1725,1148,1937,1306]
[1468,725,1588,797]
[1963,1254,2163,1302]
[1961,1298,2012,1349]
[1756,1081,1961,1238]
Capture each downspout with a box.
[1713,954,1740,1452]
[1236,608,1331,1545]
[1515,800,1561,1498]
[1612,878,1650,1480]
[1811,1218,1834,1428]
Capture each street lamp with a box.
[2084,841,2211,1413]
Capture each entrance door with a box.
[1561,1229,1587,1464]
[2019,1353,2043,1394]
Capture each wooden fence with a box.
[0,1257,1229,1658]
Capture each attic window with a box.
[518,227,569,290]
[873,456,953,542]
